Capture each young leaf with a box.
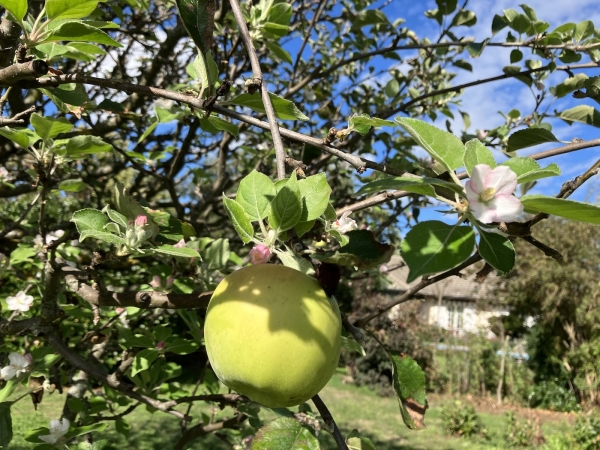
[277,249,314,275]
[346,429,375,450]
[395,118,465,172]
[268,172,302,233]
[0,127,34,148]
[229,93,309,121]
[463,139,496,176]
[294,220,315,238]
[131,349,159,377]
[312,230,394,270]
[298,173,332,221]
[30,114,73,141]
[79,230,126,245]
[252,417,319,450]
[45,0,100,20]
[341,334,366,356]
[478,230,516,274]
[204,238,230,269]
[355,176,464,198]
[58,179,88,192]
[506,128,560,152]
[72,209,109,233]
[500,157,561,184]
[176,0,215,55]
[44,22,122,47]
[265,41,292,64]
[152,245,201,258]
[0,0,27,21]
[560,105,600,127]
[237,170,276,221]
[207,116,238,137]
[400,221,475,282]
[223,197,254,244]
[520,195,600,224]
[390,354,428,429]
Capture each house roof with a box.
[384,255,496,301]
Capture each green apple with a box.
[204,264,342,408]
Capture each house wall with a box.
[420,298,509,338]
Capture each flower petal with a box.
[470,164,492,193]
[0,366,15,380]
[38,434,58,444]
[489,195,523,222]
[469,201,498,224]
[485,166,517,195]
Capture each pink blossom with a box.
[249,244,271,265]
[156,341,165,350]
[465,164,523,224]
[476,130,488,140]
[332,211,358,234]
[150,275,162,288]
[134,215,148,227]
[173,239,186,248]
[166,276,174,288]
[115,307,126,315]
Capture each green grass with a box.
[8,372,573,449]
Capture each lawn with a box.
[8,371,573,449]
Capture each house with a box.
[384,256,509,338]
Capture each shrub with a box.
[572,414,600,449]
[526,380,580,412]
[441,401,487,438]
[505,411,545,448]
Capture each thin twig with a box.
[311,394,349,450]
[228,0,286,179]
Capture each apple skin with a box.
[204,264,342,408]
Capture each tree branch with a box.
[229,0,286,180]
[0,60,49,86]
[173,414,247,450]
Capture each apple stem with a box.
[311,394,349,450]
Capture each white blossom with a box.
[331,211,358,234]
[6,291,34,312]
[0,167,7,181]
[0,352,31,380]
[38,418,70,444]
[465,164,523,224]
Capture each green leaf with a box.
[265,41,293,64]
[252,417,319,450]
[222,197,254,244]
[452,9,476,27]
[506,128,560,152]
[294,220,314,238]
[152,245,200,258]
[0,0,27,21]
[0,127,37,148]
[463,139,496,177]
[349,114,396,135]
[313,230,394,270]
[45,0,99,20]
[395,118,465,172]
[298,173,332,221]
[520,195,600,224]
[346,429,375,450]
[72,208,108,233]
[102,205,128,229]
[61,135,112,157]
[355,176,464,198]
[237,170,276,221]
[574,20,594,43]
[390,354,428,429]
[131,349,159,377]
[165,338,199,355]
[176,0,215,55]
[204,238,230,269]
[560,105,600,127]
[0,403,12,449]
[478,230,515,274]
[277,249,314,276]
[466,39,488,58]
[510,49,523,63]
[436,0,457,15]
[30,113,73,140]
[500,157,561,184]
[268,172,302,233]
[400,221,475,283]
[229,93,309,121]
[340,334,365,357]
[79,230,126,245]
[59,179,88,192]
[44,22,122,47]
[207,116,238,137]
[554,74,588,98]
[9,244,37,265]
[384,79,399,97]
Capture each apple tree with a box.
[0,0,599,448]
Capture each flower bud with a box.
[250,244,271,265]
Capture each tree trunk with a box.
[497,335,509,405]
